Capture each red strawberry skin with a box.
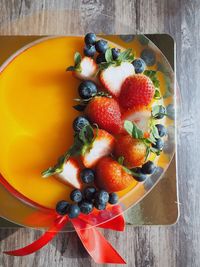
[114,135,147,168]
[95,156,134,192]
[86,96,122,134]
[119,74,155,109]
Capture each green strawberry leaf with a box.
[79,124,94,145]
[74,52,82,66]
[118,48,133,62]
[66,66,75,71]
[124,120,144,139]
[154,88,161,100]
[152,105,166,118]
[151,125,160,139]
[73,104,86,112]
[150,147,161,156]
[144,70,160,88]
[98,62,114,71]
[105,48,113,63]
[118,156,125,165]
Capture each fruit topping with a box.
[95,39,108,53]
[86,96,122,134]
[80,168,95,184]
[84,44,96,57]
[84,33,97,45]
[111,48,120,60]
[78,80,98,99]
[67,53,97,81]
[68,204,80,218]
[81,128,115,168]
[70,189,83,202]
[152,105,166,119]
[56,200,70,215]
[152,138,164,150]
[96,53,106,64]
[94,190,109,204]
[73,116,90,132]
[119,74,155,109]
[83,186,97,201]
[132,58,146,73]
[131,167,148,182]
[79,201,94,214]
[95,156,134,192]
[108,192,119,204]
[155,124,167,137]
[141,160,156,175]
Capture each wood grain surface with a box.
[0,0,199,266]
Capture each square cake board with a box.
[0,35,179,227]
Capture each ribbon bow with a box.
[0,174,126,264]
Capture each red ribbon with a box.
[0,174,126,264]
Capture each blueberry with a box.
[56,200,70,215]
[96,53,106,64]
[94,201,106,210]
[84,33,96,45]
[155,124,167,137]
[111,48,120,60]
[132,58,146,73]
[141,48,156,66]
[152,138,164,150]
[108,193,119,204]
[73,116,90,132]
[95,190,109,204]
[95,40,108,53]
[70,189,83,203]
[154,105,166,119]
[132,167,147,182]
[78,80,97,99]
[84,44,96,57]
[84,186,96,201]
[79,201,93,214]
[141,161,156,175]
[80,168,95,184]
[67,204,80,219]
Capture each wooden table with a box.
[0,1,199,266]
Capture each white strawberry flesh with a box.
[100,62,135,97]
[56,158,81,189]
[75,57,97,81]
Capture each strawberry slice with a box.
[81,129,115,168]
[122,106,151,133]
[100,62,135,97]
[55,158,81,189]
[67,53,98,81]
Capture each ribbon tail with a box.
[72,218,126,264]
[98,213,125,231]
[4,216,68,256]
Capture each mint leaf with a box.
[117,48,134,62]
[74,52,81,66]
[105,48,113,62]
[144,70,160,88]
[124,120,144,139]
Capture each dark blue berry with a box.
[141,161,156,175]
[95,190,109,204]
[67,204,80,218]
[155,124,167,137]
[56,200,70,215]
[111,48,120,60]
[152,138,164,150]
[95,40,108,53]
[154,105,166,119]
[84,33,96,45]
[78,80,98,99]
[141,48,156,66]
[84,186,96,201]
[73,116,90,132]
[108,193,119,204]
[84,44,96,57]
[94,201,106,210]
[132,58,146,73]
[70,189,83,203]
[132,167,147,182]
[79,201,93,214]
[80,168,95,184]
[96,53,106,64]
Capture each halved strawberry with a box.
[114,134,147,168]
[122,105,151,134]
[95,156,134,192]
[81,129,115,168]
[55,158,81,189]
[86,96,122,134]
[67,53,98,81]
[100,62,135,97]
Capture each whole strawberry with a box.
[95,156,134,192]
[86,96,122,134]
[119,74,155,109]
[114,134,147,168]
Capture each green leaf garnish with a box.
[118,156,125,165]
[74,52,82,66]
[105,48,113,63]
[117,48,133,62]
[124,120,144,139]
[144,70,160,88]
[154,88,161,100]
[152,105,166,118]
